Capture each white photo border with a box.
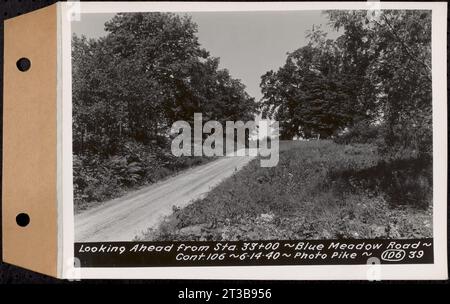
[60,1,448,280]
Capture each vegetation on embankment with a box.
[139,140,432,241]
[74,146,214,213]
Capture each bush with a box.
[334,122,381,145]
[73,140,214,212]
[335,120,432,162]
[377,121,432,160]
[328,156,432,209]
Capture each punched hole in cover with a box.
[16,213,30,227]
[16,57,31,72]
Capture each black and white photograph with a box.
[65,2,447,279]
[73,8,433,240]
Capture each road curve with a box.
[75,152,255,242]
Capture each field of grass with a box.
[137,140,432,241]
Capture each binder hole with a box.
[16,213,30,227]
[16,58,31,72]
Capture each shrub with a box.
[334,122,381,145]
[328,156,432,209]
[73,139,214,212]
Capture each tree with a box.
[260,27,374,139]
[261,9,431,157]
[327,10,432,157]
[72,12,258,205]
[72,12,257,156]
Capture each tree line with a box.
[73,13,257,157]
[260,10,432,158]
[73,11,432,207]
[72,13,257,206]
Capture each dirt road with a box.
[75,152,255,242]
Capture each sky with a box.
[72,11,341,101]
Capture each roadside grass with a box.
[137,140,432,241]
